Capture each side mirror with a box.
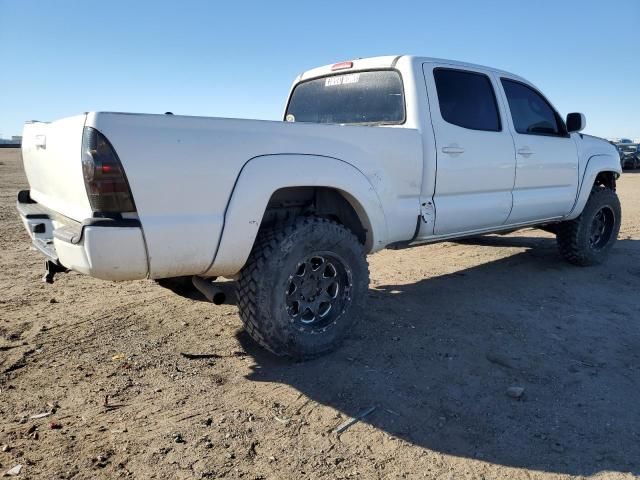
[566,112,586,133]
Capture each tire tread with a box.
[236,216,368,358]
[556,187,621,266]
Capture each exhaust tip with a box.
[212,292,226,305]
[192,276,227,305]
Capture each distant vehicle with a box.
[17,55,622,358]
[619,144,640,169]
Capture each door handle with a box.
[442,145,465,155]
[517,147,534,157]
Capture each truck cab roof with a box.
[296,55,529,85]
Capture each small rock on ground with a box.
[5,464,23,476]
[506,386,525,399]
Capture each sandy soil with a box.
[1,148,639,479]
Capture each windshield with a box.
[285,70,405,125]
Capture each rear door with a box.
[420,63,516,236]
[498,77,579,223]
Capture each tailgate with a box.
[22,114,92,221]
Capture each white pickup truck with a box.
[18,55,621,358]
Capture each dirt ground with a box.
[1,147,639,480]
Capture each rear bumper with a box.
[17,190,149,281]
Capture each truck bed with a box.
[21,112,423,279]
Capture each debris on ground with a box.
[333,406,376,435]
[103,394,124,411]
[179,352,222,360]
[273,415,290,424]
[4,464,23,476]
[486,352,515,369]
[29,411,51,419]
[506,386,525,399]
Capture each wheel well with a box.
[261,187,369,246]
[594,171,617,191]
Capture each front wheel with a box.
[556,187,621,266]
[236,217,369,359]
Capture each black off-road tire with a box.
[236,217,369,359]
[556,187,621,266]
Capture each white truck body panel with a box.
[22,115,92,221]
[88,112,422,278]
[421,61,516,235]
[496,75,580,223]
[204,154,391,277]
[54,226,148,280]
[565,134,624,220]
[17,55,621,281]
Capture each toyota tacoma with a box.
[17,55,622,358]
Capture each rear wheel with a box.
[236,217,369,359]
[556,187,621,266]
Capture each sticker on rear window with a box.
[325,73,360,87]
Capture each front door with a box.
[498,77,579,223]
[420,63,516,236]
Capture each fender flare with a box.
[564,153,621,220]
[203,154,388,277]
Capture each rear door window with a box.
[285,70,405,125]
[433,68,501,132]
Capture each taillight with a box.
[81,127,136,213]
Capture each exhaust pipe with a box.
[192,276,226,305]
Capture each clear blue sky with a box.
[1,0,638,139]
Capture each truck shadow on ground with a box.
[234,236,640,476]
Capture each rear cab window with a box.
[285,70,405,125]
